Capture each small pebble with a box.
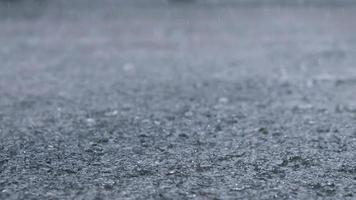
[167,170,176,175]
[184,111,193,117]
[105,110,118,117]
[258,127,268,135]
[86,118,96,126]
[218,97,229,104]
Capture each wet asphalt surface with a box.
[0,1,356,199]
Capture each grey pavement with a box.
[0,1,356,199]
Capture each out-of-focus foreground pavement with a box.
[0,0,356,199]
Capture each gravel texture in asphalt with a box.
[0,1,356,199]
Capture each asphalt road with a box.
[1,1,356,199]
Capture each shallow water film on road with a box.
[0,0,356,199]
